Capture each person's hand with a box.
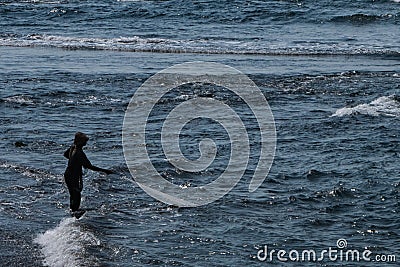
[104,169,114,175]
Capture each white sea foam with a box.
[1,34,399,56]
[332,95,400,117]
[0,34,175,51]
[2,95,34,105]
[34,218,100,267]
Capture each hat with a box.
[74,132,89,146]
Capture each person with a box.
[64,132,113,213]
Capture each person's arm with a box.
[81,151,113,174]
[89,165,114,174]
[63,147,71,159]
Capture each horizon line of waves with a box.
[34,217,100,267]
[332,95,400,118]
[1,94,125,108]
[0,34,399,57]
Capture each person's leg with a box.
[68,186,81,212]
[73,189,81,211]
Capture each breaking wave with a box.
[332,95,400,117]
[34,218,100,267]
[0,34,399,56]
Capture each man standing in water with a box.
[64,132,113,217]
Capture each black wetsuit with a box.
[64,145,108,211]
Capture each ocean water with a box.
[1,0,400,266]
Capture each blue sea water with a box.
[1,0,400,266]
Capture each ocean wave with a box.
[34,218,100,267]
[1,95,35,105]
[1,93,123,108]
[0,161,60,180]
[315,186,356,199]
[331,13,397,24]
[1,34,399,56]
[0,0,62,3]
[332,95,400,117]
